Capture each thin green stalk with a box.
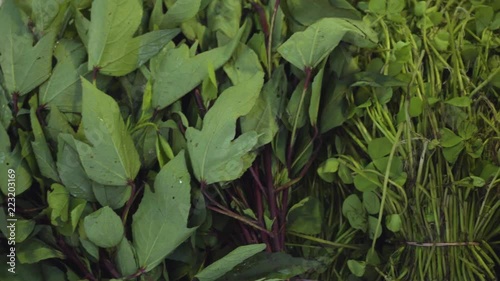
[371,123,404,251]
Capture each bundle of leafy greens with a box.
[0,0,499,281]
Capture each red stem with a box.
[194,89,206,118]
[92,66,100,83]
[276,127,322,193]
[57,236,97,281]
[253,169,271,251]
[12,92,19,115]
[251,1,269,39]
[264,145,280,251]
[121,180,136,226]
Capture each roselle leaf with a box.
[278,17,377,70]
[87,0,179,76]
[240,65,287,147]
[282,0,361,26]
[30,99,60,182]
[224,43,264,85]
[195,244,266,281]
[0,123,32,195]
[92,182,131,210]
[217,251,320,280]
[56,133,96,201]
[75,79,140,186]
[186,73,264,184]
[31,0,68,33]
[132,152,196,272]
[0,0,55,95]
[207,0,242,43]
[39,40,88,113]
[115,238,138,276]
[83,206,124,248]
[17,239,65,264]
[150,0,202,29]
[151,24,245,109]
[287,197,323,235]
[47,184,70,226]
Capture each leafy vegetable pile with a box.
[0,0,499,280]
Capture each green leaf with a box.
[45,107,75,144]
[87,0,179,75]
[151,24,245,109]
[133,153,196,272]
[84,206,124,248]
[347,260,366,277]
[56,134,96,201]
[92,183,131,209]
[286,80,310,130]
[40,43,88,113]
[457,121,478,140]
[362,191,380,215]
[393,41,412,63]
[287,197,323,235]
[224,43,264,86]
[58,198,86,236]
[47,184,70,226]
[15,219,36,243]
[195,244,266,281]
[432,30,450,51]
[18,239,64,264]
[278,18,377,70]
[353,171,380,192]
[186,73,264,184]
[241,65,287,147]
[369,0,405,15]
[116,238,138,276]
[0,123,32,195]
[372,156,404,178]
[150,0,202,29]
[75,79,140,186]
[0,1,55,95]
[443,141,465,163]
[386,214,402,232]
[368,215,382,239]
[352,72,408,87]
[444,96,472,107]
[309,65,324,126]
[30,100,60,181]
[317,158,340,183]
[207,0,242,43]
[283,0,361,26]
[31,0,65,33]
[440,128,463,148]
[342,194,367,232]
[366,248,381,266]
[217,252,319,280]
[320,82,349,132]
[367,137,392,160]
[0,87,12,128]
[409,96,423,117]
[475,6,494,33]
